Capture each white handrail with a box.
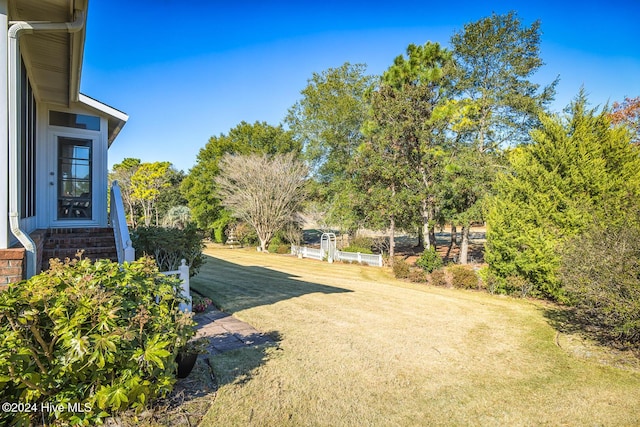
[110,181,135,263]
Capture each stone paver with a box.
[194,308,274,355]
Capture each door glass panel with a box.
[57,137,92,220]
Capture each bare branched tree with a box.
[215,153,308,251]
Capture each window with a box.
[20,60,36,219]
[57,137,92,220]
[49,111,100,131]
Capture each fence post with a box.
[124,239,135,263]
[357,253,362,263]
[178,259,191,312]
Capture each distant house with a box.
[1,0,129,285]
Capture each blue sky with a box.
[80,1,640,173]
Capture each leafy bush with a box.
[131,223,204,276]
[276,245,291,254]
[430,269,448,287]
[415,247,443,273]
[392,258,410,279]
[560,222,640,347]
[267,236,284,253]
[344,236,374,254]
[408,269,428,283]
[192,295,213,313]
[0,256,195,426]
[449,265,479,290]
[341,245,374,254]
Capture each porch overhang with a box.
[8,0,88,108]
[78,93,129,146]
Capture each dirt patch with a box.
[104,357,218,426]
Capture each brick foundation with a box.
[0,228,117,286]
[0,248,26,287]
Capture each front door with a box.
[49,133,101,227]
[56,136,92,221]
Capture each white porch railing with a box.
[109,181,135,263]
[161,259,192,312]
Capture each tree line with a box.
[112,11,640,345]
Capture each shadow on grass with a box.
[190,253,352,313]
[141,337,281,427]
[541,304,630,350]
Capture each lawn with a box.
[191,245,640,426]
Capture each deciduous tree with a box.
[182,121,301,236]
[286,63,374,231]
[131,161,171,226]
[214,153,308,252]
[609,96,640,144]
[109,158,141,227]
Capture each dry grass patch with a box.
[192,247,640,426]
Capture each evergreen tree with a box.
[485,93,640,300]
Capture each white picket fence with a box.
[291,245,383,267]
[335,250,383,267]
[160,259,191,312]
[291,245,324,261]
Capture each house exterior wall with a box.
[37,104,109,230]
[1,1,9,249]
[1,1,126,284]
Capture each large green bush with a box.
[0,256,195,426]
[560,221,640,347]
[131,223,204,276]
[415,247,443,273]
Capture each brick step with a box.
[44,235,116,249]
[42,227,118,270]
[42,247,118,270]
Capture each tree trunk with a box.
[389,214,395,265]
[421,199,436,249]
[429,226,437,250]
[459,225,470,264]
[446,224,457,260]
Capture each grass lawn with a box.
[191,246,640,426]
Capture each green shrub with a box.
[276,244,291,254]
[342,245,373,254]
[349,236,374,252]
[131,223,204,276]
[449,265,479,290]
[392,258,410,279]
[415,247,443,273]
[211,212,233,243]
[0,256,195,426]
[430,269,448,287]
[478,266,508,295]
[268,236,284,253]
[560,222,640,347]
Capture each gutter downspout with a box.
[8,11,85,278]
